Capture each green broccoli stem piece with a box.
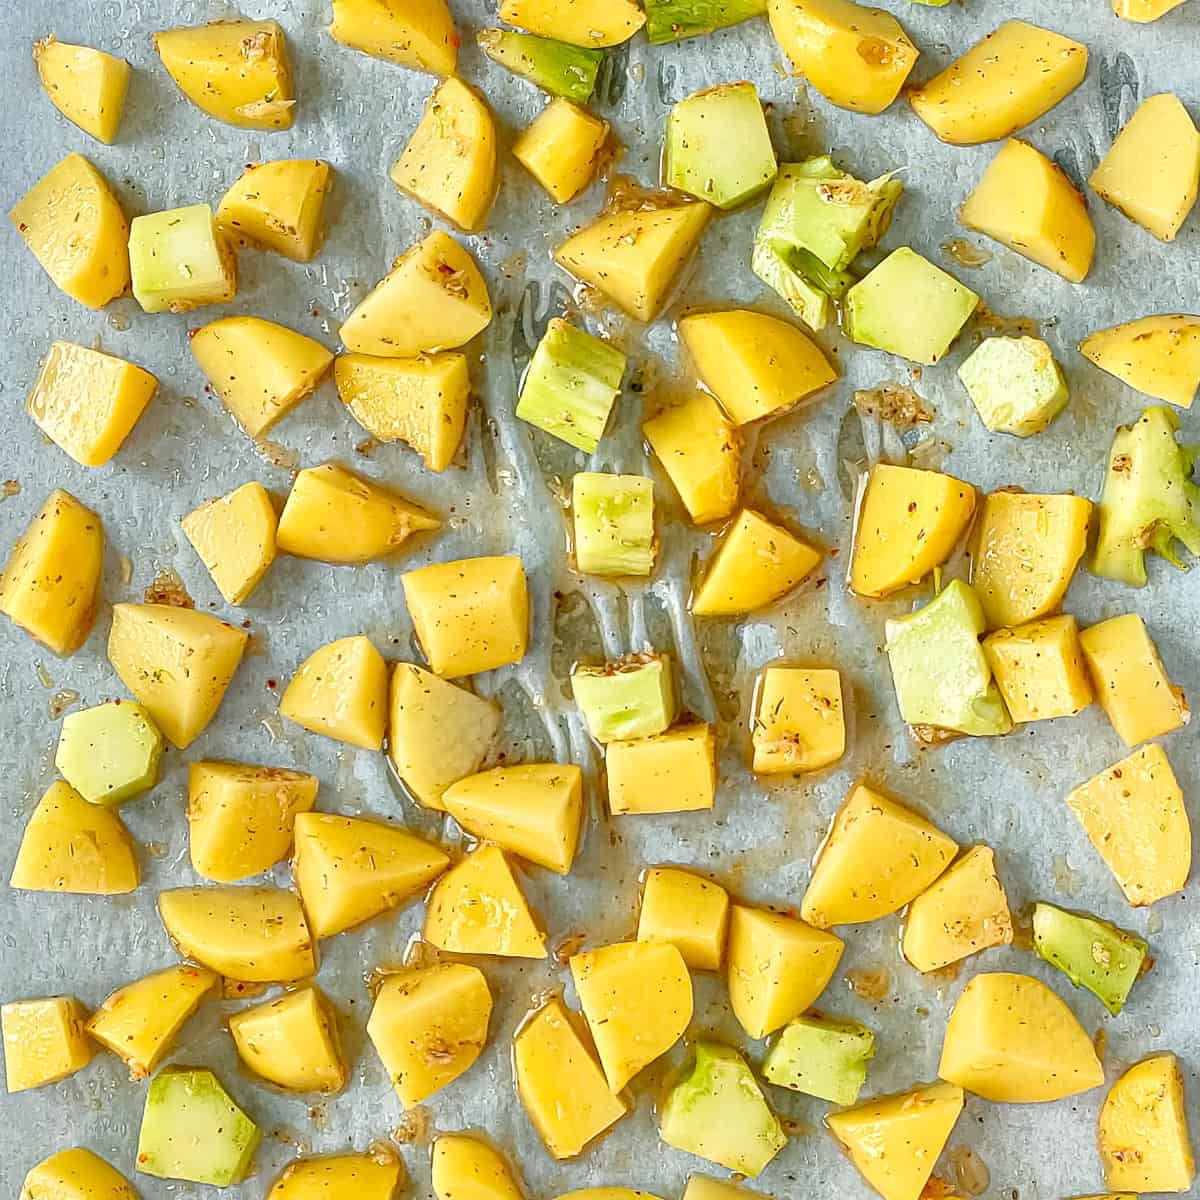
[645,0,768,44]
[1032,902,1148,1016]
[477,30,603,103]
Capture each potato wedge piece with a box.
[1100,1055,1195,1193]
[984,616,1094,724]
[643,392,740,526]
[1114,0,1188,18]
[19,1149,138,1200]
[229,985,345,1093]
[10,781,138,895]
[499,0,646,47]
[9,153,129,308]
[217,159,333,262]
[638,868,730,971]
[329,0,458,75]
[751,667,845,774]
[2,996,94,1092]
[432,1135,524,1200]
[159,887,315,982]
[514,99,610,205]
[182,482,278,606]
[154,20,295,130]
[280,635,389,750]
[268,1151,404,1200]
[1080,314,1200,410]
[34,37,130,144]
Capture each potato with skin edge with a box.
[268,1150,405,1200]
[182,482,278,606]
[500,0,646,48]
[34,38,130,144]
[643,392,740,527]
[514,98,610,205]
[19,1149,139,1200]
[229,985,345,1093]
[2,997,94,1092]
[217,159,333,262]
[1080,315,1200,410]
[329,0,459,75]
[279,635,389,751]
[1100,1054,1195,1193]
[432,1135,524,1200]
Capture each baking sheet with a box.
[1,1,1199,1197]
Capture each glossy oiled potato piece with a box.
[182,482,278,606]
[1,996,94,1092]
[1100,1055,1195,1193]
[329,0,458,75]
[229,985,345,1093]
[1080,315,1200,410]
[514,99,609,205]
[637,868,730,971]
[267,1150,404,1200]
[34,38,130,144]
[19,1149,139,1200]
[217,159,333,262]
[643,393,740,526]
[279,635,389,750]
[499,0,645,47]
[432,1135,524,1200]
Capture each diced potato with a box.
[1090,95,1199,242]
[268,1150,404,1200]
[637,867,730,971]
[801,783,957,928]
[969,490,1091,628]
[432,1135,523,1200]
[443,764,583,873]
[129,205,237,314]
[11,781,138,895]
[984,616,1093,723]
[643,392,740,526]
[19,1149,138,1200]
[0,489,103,655]
[34,38,130,144]
[767,0,918,115]
[1100,1055,1195,1193]
[1067,744,1190,907]
[27,341,157,468]
[154,20,295,130]
[336,353,469,472]
[55,700,162,807]
[692,509,822,616]
[158,887,315,982]
[499,0,646,47]
[938,972,1103,1102]
[1114,0,1188,18]
[606,723,716,815]
[961,139,1095,283]
[368,964,491,1108]
[684,1178,775,1200]
[9,153,129,308]
[909,21,1088,145]
[182,483,277,605]
[391,78,496,232]
[191,316,332,437]
[292,812,448,938]
[513,997,629,1159]
[555,202,711,322]
[341,231,492,357]
[679,309,837,426]
[424,845,546,957]
[2,996,94,1092]
[86,965,216,1080]
[727,905,843,1038]
[570,940,693,1090]
[850,464,976,599]
[229,985,344,1093]
[280,635,389,750]
[403,555,529,677]
[827,1082,964,1200]
[108,603,248,749]
[188,762,317,882]
[902,846,1012,972]
[514,99,609,204]
[329,0,459,75]
[752,666,845,774]
[216,159,333,262]
[1080,315,1200,410]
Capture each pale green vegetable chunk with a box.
[1032,902,1148,1016]
[763,1013,875,1105]
[645,0,767,43]
[958,335,1069,436]
[128,204,236,314]
[476,29,602,102]
[55,700,163,806]
[571,653,676,742]
[572,472,656,577]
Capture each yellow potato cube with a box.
[570,940,693,1091]
[969,490,1092,628]
[827,1082,964,1200]
[1114,0,1188,18]
[216,159,333,262]
[637,867,730,971]
[9,153,129,309]
[336,352,469,471]
[801,783,957,928]
[432,1135,523,1200]
[108,603,248,749]
[909,21,1087,145]
[513,997,629,1159]
[767,0,918,116]
[680,309,837,426]
[10,781,138,895]
[850,464,976,599]
[499,0,645,47]
[188,762,317,883]
[154,20,295,130]
[938,972,1103,1102]
[727,905,843,1038]
[683,1180,775,1200]
[1080,315,1200,410]
[424,845,546,957]
[158,886,315,982]
[368,964,491,1108]
[2,996,94,1092]
[403,555,529,677]
[86,964,217,1080]
[514,99,609,204]
[606,724,716,815]
[330,0,459,75]
[1079,614,1189,745]
[0,489,103,655]
[27,341,157,469]
[1091,95,1199,242]
[19,1149,138,1200]
[268,1150,404,1200]
[292,812,448,939]
[555,202,711,322]
[643,392,740,526]
[901,845,1012,973]
[34,38,130,144]
[229,985,344,1093]
[1100,1054,1195,1193]
[1067,743,1190,906]
[692,509,822,616]
[341,230,492,357]
[190,316,333,438]
[443,763,583,874]
[752,667,845,774]
[280,635,389,750]
[983,616,1094,724]
[182,482,277,606]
